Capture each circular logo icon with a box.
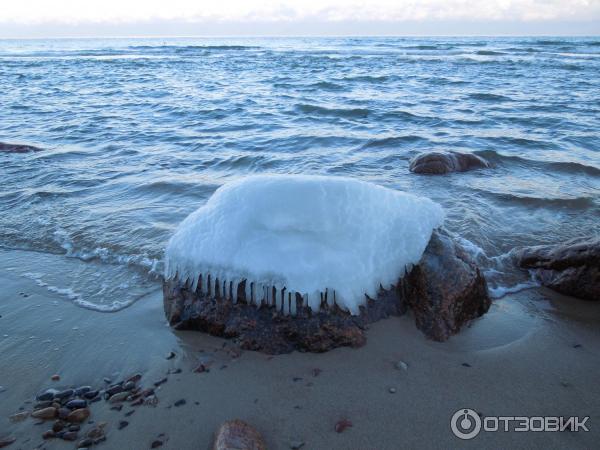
[451,408,482,440]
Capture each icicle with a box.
[289,292,296,316]
[266,285,272,305]
[244,280,250,303]
[232,281,238,304]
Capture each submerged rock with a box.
[409,151,490,174]
[213,420,266,450]
[516,237,599,301]
[0,142,43,153]
[163,230,490,353]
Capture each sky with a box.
[1,0,599,38]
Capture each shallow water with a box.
[0,36,598,311]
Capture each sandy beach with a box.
[1,248,599,449]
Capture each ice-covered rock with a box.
[165,174,444,314]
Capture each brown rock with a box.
[67,408,90,423]
[51,374,60,381]
[516,237,599,301]
[31,407,57,420]
[402,230,490,341]
[109,392,130,403]
[409,151,490,175]
[213,420,266,450]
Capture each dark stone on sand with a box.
[0,142,43,153]
[62,431,78,441]
[36,389,59,402]
[74,386,91,397]
[516,237,599,301]
[83,390,99,400]
[118,421,129,430]
[105,385,123,397]
[174,399,186,407]
[163,230,490,352]
[409,151,490,175]
[151,440,164,448]
[78,438,93,448]
[55,389,74,400]
[65,399,87,410]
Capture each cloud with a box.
[2,0,600,25]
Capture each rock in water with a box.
[409,151,490,174]
[213,420,266,450]
[516,237,599,301]
[402,231,491,341]
[0,142,43,153]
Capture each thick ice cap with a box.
[165,174,444,314]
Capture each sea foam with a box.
[165,174,444,314]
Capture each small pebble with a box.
[62,431,78,441]
[0,386,5,393]
[462,363,472,368]
[166,351,176,360]
[55,389,74,399]
[334,419,352,433]
[66,399,87,410]
[51,374,60,381]
[69,424,81,432]
[389,388,396,394]
[312,368,322,377]
[74,386,92,396]
[154,378,168,387]
[292,377,303,382]
[78,438,93,448]
[174,399,186,407]
[118,420,129,430]
[573,344,582,348]
[103,378,111,384]
[289,440,305,449]
[66,408,90,423]
[32,407,57,420]
[111,405,124,412]
[395,361,408,371]
[106,384,123,396]
[126,373,142,384]
[125,410,135,417]
[109,392,129,403]
[42,430,56,440]
[36,389,59,402]
[83,390,99,400]
[151,440,163,448]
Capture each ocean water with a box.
[0,37,598,311]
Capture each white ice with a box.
[165,174,444,315]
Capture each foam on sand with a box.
[165,174,444,314]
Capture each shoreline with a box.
[1,248,599,449]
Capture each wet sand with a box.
[1,249,599,449]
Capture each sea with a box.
[0,36,598,311]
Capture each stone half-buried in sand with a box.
[163,174,491,353]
